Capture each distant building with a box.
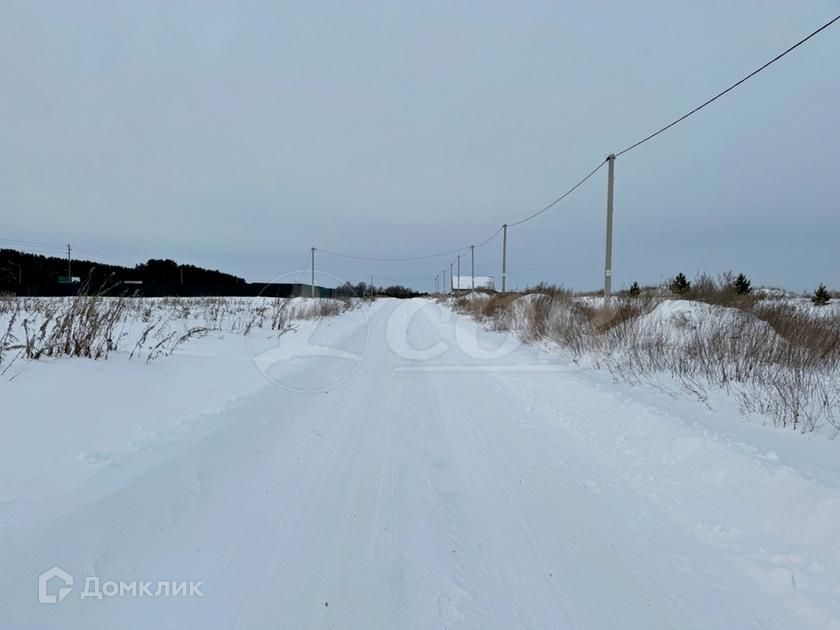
[451,275,495,294]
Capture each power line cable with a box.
[295,249,312,284]
[507,159,608,228]
[615,13,840,157]
[473,225,504,249]
[317,14,839,262]
[0,238,67,250]
[318,158,605,261]
[316,244,470,263]
[10,16,832,275]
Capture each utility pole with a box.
[470,245,475,292]
[435,274,439,294]
[442,269,446,296]
[501,224,507,293]
[604,154,616,298]
[311,247,315,298]
[449,262,453,293]
[66,243,72,280]
[457,255,461,292]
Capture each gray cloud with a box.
[1,1,837,293]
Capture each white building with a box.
[451,275,495,293]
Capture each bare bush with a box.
[0,295,352,368]
[456,290,840,435]
[11,295,128,360]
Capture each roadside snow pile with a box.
[778,296,840,321]
[462,291,491,302]
[502,364,840,630]
[285,297,349,319]
[506,292,547,328]
[575,295,606,309]
[604,301,840,435]
[636,299,745,331]
[459,293,840,437]
[631,299,780,346]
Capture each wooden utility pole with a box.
[470,245,475,292]
[449,262,453,293]
[604,154,615,298]
[67,243,72,280]
[311,247,315,298]
[457,255,461,292]
[501,224,507,293]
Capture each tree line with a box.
[0,249,245,292]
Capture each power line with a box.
[295,249,312,284]
[0,238,67,250]
[615,13,840,157]
[365,274,434,282]
[316,244,470,263]
[316,160,604,261]
[318,225,503,264]
[315,164,602,264]
[507,159,608,228]
[8,16,835,287]
[318,14,839,269]
[69,246,110,261]
[474,225,504,249]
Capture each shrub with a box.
[734,273,752,295]
[0,295,352,368]
[669,273,691,295]
[812,283,831,306]
[456,289,840,435]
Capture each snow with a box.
[452,275,495,290]
[634,298,778,343]
[779,296,840,320]
[1,297,839,628]
[460,291,491,302]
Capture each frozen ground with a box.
[1,298,839,629]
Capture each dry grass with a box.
[454,290,840,435]
[0,295,353,369]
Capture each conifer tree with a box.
[669,273,690,295]
[812,283,831,306]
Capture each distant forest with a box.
[0,249,422,298]
[0,248,245,294]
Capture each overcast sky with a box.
[1,1,837,292]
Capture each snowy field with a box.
[1,296,840,629]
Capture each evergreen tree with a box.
[628,281,641,296]
[812,283,831,306]
[669,273,691,295]
[734,273,752,295]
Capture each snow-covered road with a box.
[3,298,839,629]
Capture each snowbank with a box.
[633,299,779,344]
[500,363,840,629]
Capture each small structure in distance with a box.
[451,275,495,295]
